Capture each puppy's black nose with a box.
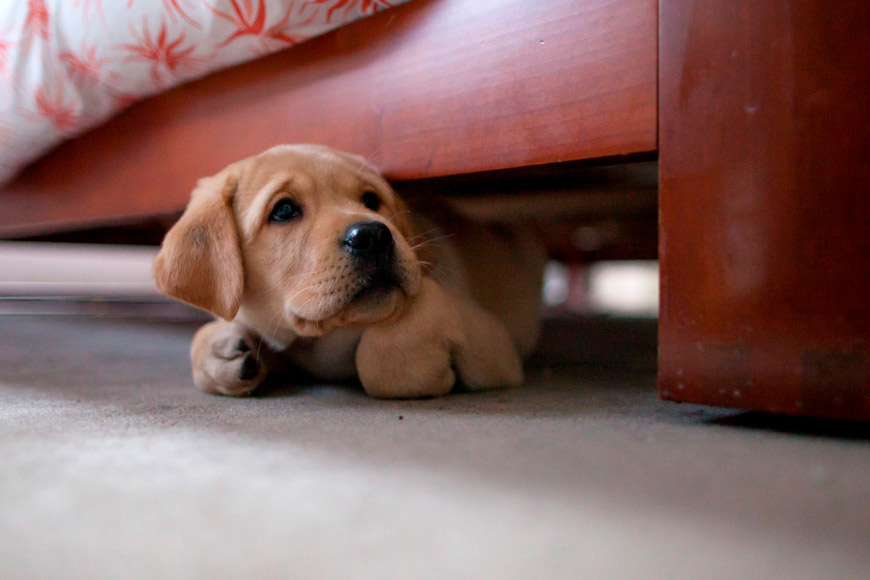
[342,221,394,261]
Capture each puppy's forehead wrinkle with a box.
[331,206,382,221]
[262,146,384,188]
[239,174,299,237]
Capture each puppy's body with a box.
[154,145,544,398]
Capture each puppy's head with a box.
[153,145,423,336]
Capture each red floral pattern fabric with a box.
[0,0,408,185]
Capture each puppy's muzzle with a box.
[342,221,399,287]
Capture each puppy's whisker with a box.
[293,282,329,304]
[385,209,412,226]
[287,275,332,303]
[252,279,285,299]
[296,292,321,311]
[410,234,454,252]
[251,268,332,299]
[407,228,441,243]
[270,309,285,342]
[315,294,330,318]
[293,281,339,315]
[413,234,456,248]
[255,307,283,361]
[420,232,456,243]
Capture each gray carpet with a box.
[1,316,868,579]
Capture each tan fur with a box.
[152,175,243,321]
[154,145,544,398]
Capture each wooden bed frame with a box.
[0,0,657,234]
[2,0,867,421]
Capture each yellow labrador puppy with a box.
[153,145,544,398]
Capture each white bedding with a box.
[0,0,410,186]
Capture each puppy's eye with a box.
[361,191,381,212]
[269,198,303,223]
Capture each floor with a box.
[1,315,869,580]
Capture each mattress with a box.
[0,0,410,186]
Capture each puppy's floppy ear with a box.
[153,174,243,321]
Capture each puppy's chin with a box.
[290,285,409,337]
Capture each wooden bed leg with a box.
[658,0,870,420]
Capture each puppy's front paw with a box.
[191,321,267,396]
[355,278,459,399]
[356,329,455,398]
[356,277,524,398]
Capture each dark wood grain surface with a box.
[0,0,656,236]
[658,0,870,420]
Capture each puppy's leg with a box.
[356,278,522,399]
[451,293,524,391]
[356,279,455,398]
[190,320,268,396]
